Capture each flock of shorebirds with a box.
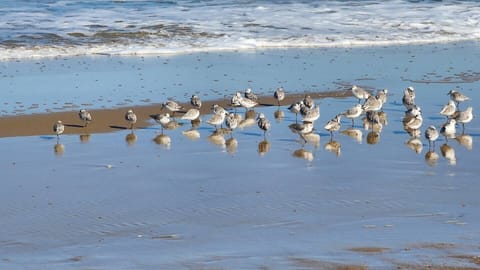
[52,85,474,160]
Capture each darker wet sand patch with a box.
[449,255,480,266]
[0,90,350,138]
[290,257,367,270]
[347,246,391,253]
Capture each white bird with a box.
[257,113,271,137]
[190,95,202,109]
[289,121,314,135]
[448,89,470,106]
[303,95,315,110]
[439,100,456,118]
[53,120,65,138]
[440,118,456,140]
[402,86,416,110]
[162,100,183,116]
[351,85,370,103]
[425,125,439,149]
[274,87,285,106]
[362,95,383,112]
[404,113,423,131]
[301,105,320,122]
[125,109,137,129]
[211,104,227,115]
[452,106,473,131]
[236,92,258,110]
[225,113,239,134]
[207,111,227,129]
[376,89,388,104]
[342,103,363,126]
[324,115,342,137]
[181,108,200,121]
[244,88,258,101]
[78,109,92,127]
[288,101,302,123]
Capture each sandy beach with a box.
[1,42,480,269]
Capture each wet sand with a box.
[0,91,350,138]
[1,43,480,269]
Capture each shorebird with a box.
[289,121,314,142]
[162,100,183,117]
[244,88,258,101]
[151,113,170,133]
[257,113,271,137]
[207,111,227,129]
[403,113,423,131]
[452,106,473,132]
[301,105,320,122]
[351,85,370,103]
[440,118,456,141]
[125,109,137,129]
[78,109,92,127]
[288,101,302,123]
[302,95,315,110]
[448,89,470,106]
[342,103,363,127]
[190,94,202,109]
[274,87,285,106]
[53,120,65,138]
[236,92,258,110]
[362,95,383,112]
[225,113,239,135]
[439,100,456,118]
[425,125,439,149]
[376,89,388,104]
[324,115,342,137]
[181,108,200,121]
[402,86,416,110]
[211,104,227,115]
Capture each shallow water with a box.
[1,43,480,268]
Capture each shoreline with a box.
[0,90,351,138]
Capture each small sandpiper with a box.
[162,100,183,117]
[190,94,202,109]
[448,89,470,107]
[53,120,65,138]
[125,109,137,129]
[257,113,271,137]
[439,100,456,118]
[78,109,92,127]
[274,87,285,106]
[324,114,342,137]
[425,125,439,149]
[342,103,363,127]
[351,85,370,103]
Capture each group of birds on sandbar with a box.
[52,85,474,163]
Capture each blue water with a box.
[1,0,480,60]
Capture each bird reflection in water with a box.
[324,140,341,157]
[54,143,65,156]
[366,131,380,145]
[79,133,91,143]
[440,143,456,165]
[125,131,137,146]
[274,109,284,123]
[341,128,363,144]
[455,134,473,150]
[182,129,201,141]
[208,129,228,149]
[225,137,238,155]
[425,150,439,167]
[405,135,422,154]
[292,148,314,161]
[258,140,270,156]
[153,133,171,149]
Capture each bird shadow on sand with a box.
[109,125,129,130]
[64,124,84,128]
[238,131,263,137]
[39,135,57,140]
[259,103,275,107]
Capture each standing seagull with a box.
[351,85,370,103]
[78,109,92,127]
[190,95,202,109]
[274,87,285,106]
[425,125,439,150]
[125,109,137,129]
[257,113,271,137]
[448,89,470,107]
[324,115,342,138]
[53,120,65,139]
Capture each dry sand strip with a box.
[0,90,351,138]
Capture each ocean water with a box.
[1,0,480,60]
